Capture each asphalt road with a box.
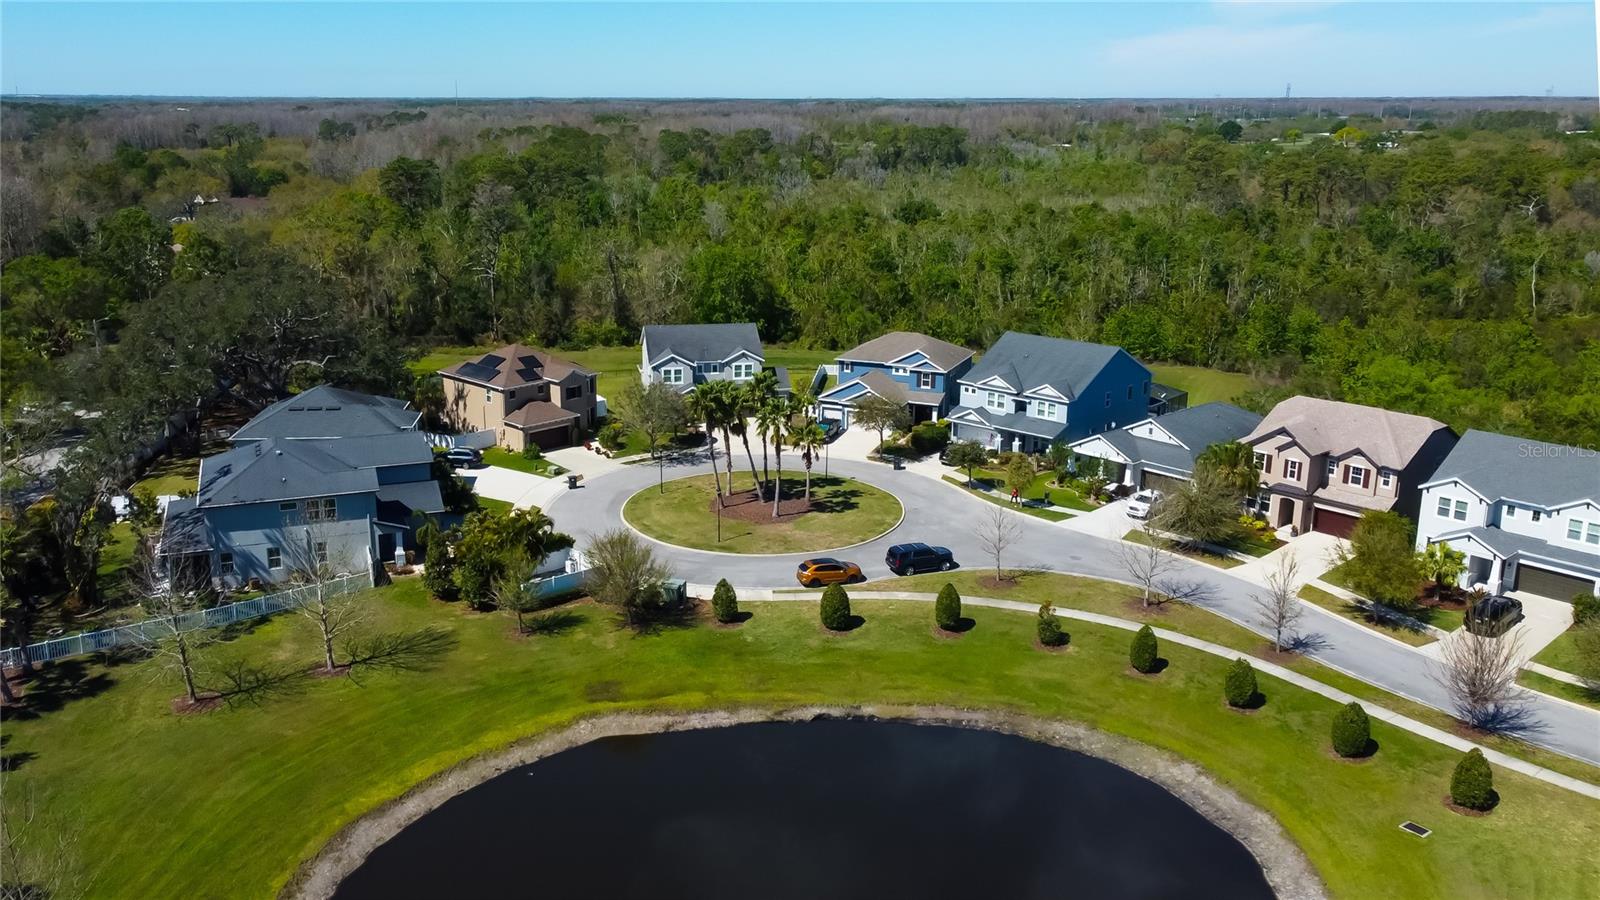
[543,451,1600,768]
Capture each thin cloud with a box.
[1101,22,1330,68]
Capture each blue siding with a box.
[1062,351,1152,443]
[832,354,973,416]
[203,494,378,587]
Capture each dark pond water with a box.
[334,719,1275,900]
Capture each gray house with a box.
[160,387,443,589]
[1066,402,1262,493]
[947,332,1153,453]
[639,323,788,394]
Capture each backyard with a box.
[1,576,1596,899]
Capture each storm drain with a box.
[1399,821,1431,838]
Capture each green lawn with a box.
[623,472,901,554]
[1532,627,1583,674]
[961,468,1097,511]
[474,496,513,515]
[1148,363,1264,406]
[481,447,560,476]
[4,576,1596,899]
[132,455,200,497]
[1124,528,1245,569]
[1518,670,1600,710]
[1299,585,1438,647]
[941,475,1074,522]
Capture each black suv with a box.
[885,542,956,576]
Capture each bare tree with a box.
[0,781,83,900]
[586,529,674,628]
[289,526,366,674]
[1435,630,1527,731]
[1253,553,1303,652]
[129,544,214,708]
[1119,524,1180,607]
[975,505,1023,582]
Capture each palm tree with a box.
[702,381,742,499]
[793,421,828,501]
[1420,542,1467,597]
[754,394,786,503]
[686,387,724,504]
[1195,441,1259,501]
[743,369,778,496]
[766,396,790,518]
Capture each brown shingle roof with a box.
[504,401,579,431]
[440,345,594,389]
[837,331,973,372]
[1244,396,1450,470]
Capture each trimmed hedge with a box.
[935,583,962,631]
[1224,658,1258,708]
[1331,702,1372,758]
[712,579,739,624]
[1450,748,1496,811]
[1130,625,1159,673]
[820,584,852,631]
[1037,601,1068,647]
[1573,592,1600,626]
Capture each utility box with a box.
[661,578,688,607]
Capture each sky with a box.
[2,1,1596,98]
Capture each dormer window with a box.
[1379,469,1393,489]
[892,366,909,377]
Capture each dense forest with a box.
[2,97,1598,613]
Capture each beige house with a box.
[1241,397,1457,537]
[439,345,597,451]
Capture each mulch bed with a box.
[976,575,1018,592]
[713,488,814,523]
[1033,638,1074,655]
[1122,597,1172,618]
[170,693,224,715]
[931,626,965,641]
[1443,796,1496,817]
[309,664,353,679]
[1256,645,1300,665]
[1323,744,1376,764]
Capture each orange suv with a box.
[795,557,863,587]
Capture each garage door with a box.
[1513,564,1594,601]
[1141,471,1188,495]
[528,424,572,450]
[1311,507,1360,538]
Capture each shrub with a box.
[820,584,852,631]
[711,578,739,624]
[520,445,543,461]
[1130,625,1159,673]
[1224,658,1258,708]
[908,421,951,454]
[1037,601,1067,647]
[597,423,627,452]
[934,583,961,631]
[1450,748,1496,811]
[1573,592,1600,626]
[1331,702,1371,758]
[422,535,458,602]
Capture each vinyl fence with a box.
[0,571,372,670]
[526,569,589,601]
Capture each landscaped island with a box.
[622,473,903,554]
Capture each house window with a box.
[985,391,1008,413]
[1033,400,1058,420]
[1103,391,1112,408]
[1284,459,1302,481]
[1379,469,1393,489]
[1568,520,1583,540]
[841,362,852,373]
[1253,452,1271,474]
[918,372,934,390]
[1343,465,1370,489]
[314,541,329,565]
[661,367,685,385]
[484,387,492,403]
[1589,523,1600,546]
[305,497,337,523]
[1453,499,1468,521]
[697,362,718,374]
[892,366,909,377]
[219,553,234,576]
[267,547,282,570]
[1531,509,1542,522]
[1437,497,1452,517]
[1143,380,1150,396]
[1126,385,1134,400]
[568,384,583,398]
[730,361,756,380]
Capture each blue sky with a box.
[3,2,1595,98]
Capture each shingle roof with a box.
[1152,402,1262,453]
[1097,431,1198,474]
[642,323,763,365]
[961,331,1135,400]
[157,497,210,555]
[837,331,973,372]
[1426,429,1599,508]
[439,345,594,389]
[1435,525,1600,572]
[1244,396,1450,470]
[950,406,1071,441]
[231,384,419,441]
[855,370,947,407]
[194,433,432,508]
[376,480,446,515]
[504,401,580,430]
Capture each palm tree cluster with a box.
[687,374,826,518]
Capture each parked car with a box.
[1125,489,1161,520]
[1465,595,1524,638]
[819,419,843,442]
[443,447,483,469]
[795,557,863,587]
[885,542,956,576]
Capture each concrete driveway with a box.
[464,465,563,510]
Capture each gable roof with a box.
[439,344,594,390]
[961,331,1142,401]
[194,433,433,508]
[1073,403,1261,477]
[231,384,420,442]
[837,331,973,372]
[1243,396,1450,470]
[1424,429,1599,508]
[642,323,763,366]
[852,369,947,407]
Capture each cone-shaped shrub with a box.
[1331,703,1371,758]
[820,584,852,631]
[423,536,458,602]
[1450,748,1496,811]
[1130,625,1159,673]
[935,583,962,631]
[712,579,739,624]
[1224,658,1257,708]
[1037,601,1067,647]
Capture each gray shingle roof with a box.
[376,480,446,515]
[642,323,763,365]
[1152,402,1262,454]
[232,385,419,442]
[1097,430,1198,474]
[837,331,973,372]
[950,406,1071,441]
[1435,525,1600,572]
[157,497,210,555]
[196,440,380,507]
[1426,429,1599,508]
[855,370,946,407]
[1244,396,1450,471]
[961,331,1134,400]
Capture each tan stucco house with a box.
[1241,397,1457,537]
[439,345,597,451]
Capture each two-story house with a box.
[1415,430,1599,600]
[439,345,598,451]
[816,331,974,427]
[1066,402,1262,493]
[638,323,788,394]
[160,386,445,589]
[1241,397,1457,538]
[947,332,1152,453]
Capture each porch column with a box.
[1488,557,1505,594]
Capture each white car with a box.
[1126,489,1161,520]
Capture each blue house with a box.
[638,323,787,394]
[816,331,974,427]
[947,332,1152,453]
[159,388,444,589]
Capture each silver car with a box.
[1126,489,1161,520]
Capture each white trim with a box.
[1023,384,1069,402]
[1066,435,1130,464]
[969,375,1016,391]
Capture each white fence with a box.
[425,429,497,451]
[525,568,589,601]
[0,571,372,669]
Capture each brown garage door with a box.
[1312,507,1360,538]
[527,424,572,450]
[1141,470,1189,495]
[1513,564,1594,601]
